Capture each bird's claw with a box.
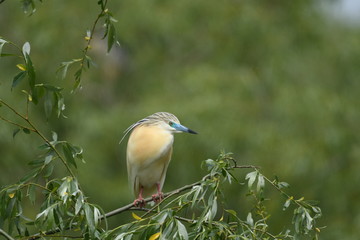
[133,198,146,208]
[152,192,164,203]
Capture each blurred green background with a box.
[1,0,360,239]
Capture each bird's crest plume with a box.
[119,112,180,144]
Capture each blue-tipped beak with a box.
[173,123,198,134]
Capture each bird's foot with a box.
[152,192,164,204]
[133,197,146,208]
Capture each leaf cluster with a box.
[0,2,323,240]
[57,0,119,91]
[99,153,322,240]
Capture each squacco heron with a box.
[121,112,197,207]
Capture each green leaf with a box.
[176,219,188,240]
[6,197,16,219]
[57,61,71,80]
[33,85,44,104]
[19,168,40,183]
[12,71,27,90]
[0,38,7,57]
[162,220,174,238]
[283,198,291,211]
[22,0,36,15]
[73,68,82,91]
[22,42,31,56]
[245,171,257,189]
[38,143,50,150]
[69,178,80,196]
[71,144,84,162]
[58,178,70,202]
[153,211,169,225]
[246,212,254,226]
[191,185,202,208]
[84,204,95,233]
[203,159,216,171]
[13,128,21,138]
[94,206,101,226]
[208,195,218,221]
[46,207,55,229]
[225,209,237,217]
[28,159,44,167]
[256,174,265,192]
[28,184,36,205]
[51,131,58,142]
[43,164,54,178]
[22,128,31,134]
[85,55,95,68]
[75,195,84,215]
[304,209,314,231]
[54,91,66,118]
[62,143,77,169]
[25,53,36,92]
[107,22,115,52]
[44,153,53,165]
[278,181,290,189]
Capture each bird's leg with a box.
[133,186,146,208]
[152,183,164,204]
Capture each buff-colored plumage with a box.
[122,112,197,206]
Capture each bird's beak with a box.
[174,123,198,134]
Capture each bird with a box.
[121,112,197,207]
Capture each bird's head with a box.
[120,112,197,144]
[147,112,197,134]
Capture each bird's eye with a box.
[168,121,175,127]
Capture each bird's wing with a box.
[158,146,173,193]
[127,152,138,197]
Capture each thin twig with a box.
[77,0,108,75]
[233,165,260,169]
[0,99,76,178]
[0,228,15,240]
[0,115,35,132]
[0,100,28,120]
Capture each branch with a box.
[26,173,213,240]
[103,165,259,219]
[26,164,257,240]
[0,115,36,132]
[0,228,15,240]
[71,0,109,88]
[103,174,210,219]
[0,99,76,178]
[82,0,108,58]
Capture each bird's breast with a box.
[127,125,174,167]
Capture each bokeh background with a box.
[1,0,360,239]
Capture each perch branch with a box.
[103,173,211,219]
[27,165,258,240]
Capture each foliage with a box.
[0,143,322,239]
[104,154,322,240]
[2,0,360,239]
[56,0,119,91]
[0,2,323,237]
